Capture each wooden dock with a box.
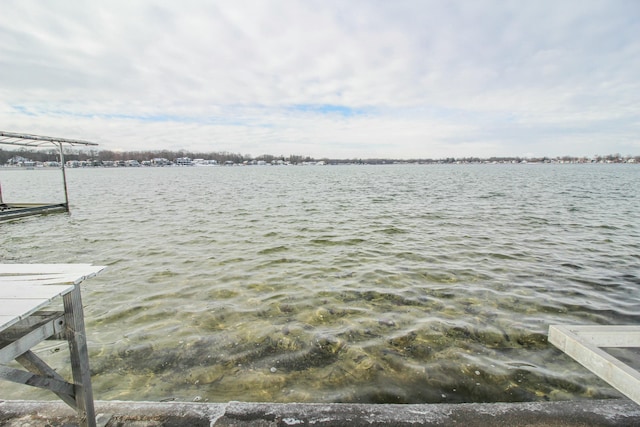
[0,203,68,221]
[0,263,105,427]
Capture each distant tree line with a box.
[0,147,638,165]
[0,147,329,164]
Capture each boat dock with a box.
[0,131,98,221]
[0,264,105,426]
[0,202,68,221]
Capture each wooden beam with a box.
[0,365,75,396]
[16,350,78,408]
[63,285,97,427]
[549,325,640,405]
[0,312,65,363]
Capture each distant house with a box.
[151,158,170,166]
[5,155,32,166]
[175,157,192,166]
[193,158,218,166]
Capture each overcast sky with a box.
[1,1,639,159]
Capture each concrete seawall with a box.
[1,399,640,426]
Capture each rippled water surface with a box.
[1,164,639,403]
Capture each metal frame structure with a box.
[549,325,640,405]
[0,131,98,219]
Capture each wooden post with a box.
[63,285,96,427]
[58,142,70,213]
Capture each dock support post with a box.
[63,285,96,427]
[58,142,70,213]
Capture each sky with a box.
[1,0,639,160]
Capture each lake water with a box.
[1,164,639,404]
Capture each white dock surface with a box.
[0,264,104,330]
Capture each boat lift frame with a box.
[0,131,98,220]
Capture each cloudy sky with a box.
[1,1,639,159]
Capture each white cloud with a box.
[1,0,639,158]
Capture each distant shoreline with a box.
[1,159,638,169]
[2,147,638,168]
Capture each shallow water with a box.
[1,164,639,403]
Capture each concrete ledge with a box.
[1,399,640,426]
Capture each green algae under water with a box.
[1,164,639,404]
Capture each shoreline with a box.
[1,398,640,426]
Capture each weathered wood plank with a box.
[0,315,16,330]
[17,350,77,409]
[0,274,75,283]
[0,273,77,285]
[0,274,102,285]
[0,313,65,363]
[0,284,73,299]
[0,265,104,285]
[0,264,95,274]
[550,325,640,347]
[549,325,640,406]
[0,204,68,221]
[0,365,76,396]
[0,277,96,285]
[0,311,62,330]
[64,285,96,427]
[0,299,53,316]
